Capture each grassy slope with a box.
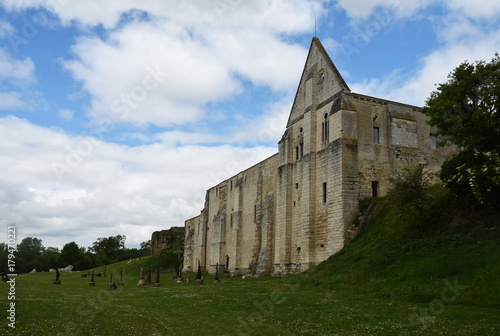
[304,186,500,309]
[2,186,499,335]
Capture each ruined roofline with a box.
[349,92,423,111]
[211,152,279,190]
[185,214,201,222]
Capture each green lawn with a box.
[1,262,499,335]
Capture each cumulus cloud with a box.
[58,3,315,127]
[0,116,276,248]
[346,1,500,106]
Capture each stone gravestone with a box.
[137,266,145,286]
[118,267,125,286]
[154,266,161,288]
[214,262,220,283]
[195,260,203,285]
[145,267,152,284]
[225,255,230,278]
[108,273,117,290]
[176,268,183,283]
[89,268,96,287]
[52,268,61,285]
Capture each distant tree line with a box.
[0,235,151,274]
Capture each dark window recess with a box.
[295,146,299,160]
[322,113,329,142]
[373,127,380,144]
[300,142,304,158]
[372,181,379,198]
[323,182,327,203]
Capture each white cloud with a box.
[0,116,276,248]
[350,16,500,106]
[0,92,26,109]
[0,47,35,82]
[57,2,316,127]
[58,108,73,121]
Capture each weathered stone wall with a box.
[181,37,457,276]
[150,226,185,255]
[183,154,278,275]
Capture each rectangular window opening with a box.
[323,182,327,203]
[372,181,379,198]
[373,127,380,144]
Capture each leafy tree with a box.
[89,234,126,264]
[140,240,151,254]
[0,243,8,273]
[16,237,45,273]
[60,242,84,268]
[41,247,61,271]
[423,54,500,207]
[388,164,430,215]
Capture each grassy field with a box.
[2,187,499,335]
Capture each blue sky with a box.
[1,0,500,251]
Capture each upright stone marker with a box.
[225,255,230,278]
[137,266,145,286]
[118,267,125,286]
[89,268,96,287]
[214,262,220,283]
[195,260,203,285]
[108,273,117,290]
[154,266,161,288]
[53,268,61,285]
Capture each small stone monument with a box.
[118,267,124,286]
[214,262,220,283]
[154,266,161,288]
[195,260,203,285]
[176,268,183,283]
[137,266,145,286]
[225,255,230,278]
[108,273,117,290]
[52,268,61,285]
[89,268,96,287]
[245,263,253,279]
[103,265,106,277]
[145,267,152,284]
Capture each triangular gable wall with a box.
[286,37,350,127]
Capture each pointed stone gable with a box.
[286,37,350,127]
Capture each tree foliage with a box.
[423,54,500,207]
[388,165,430,215]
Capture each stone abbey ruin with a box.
[180,37,455,276]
